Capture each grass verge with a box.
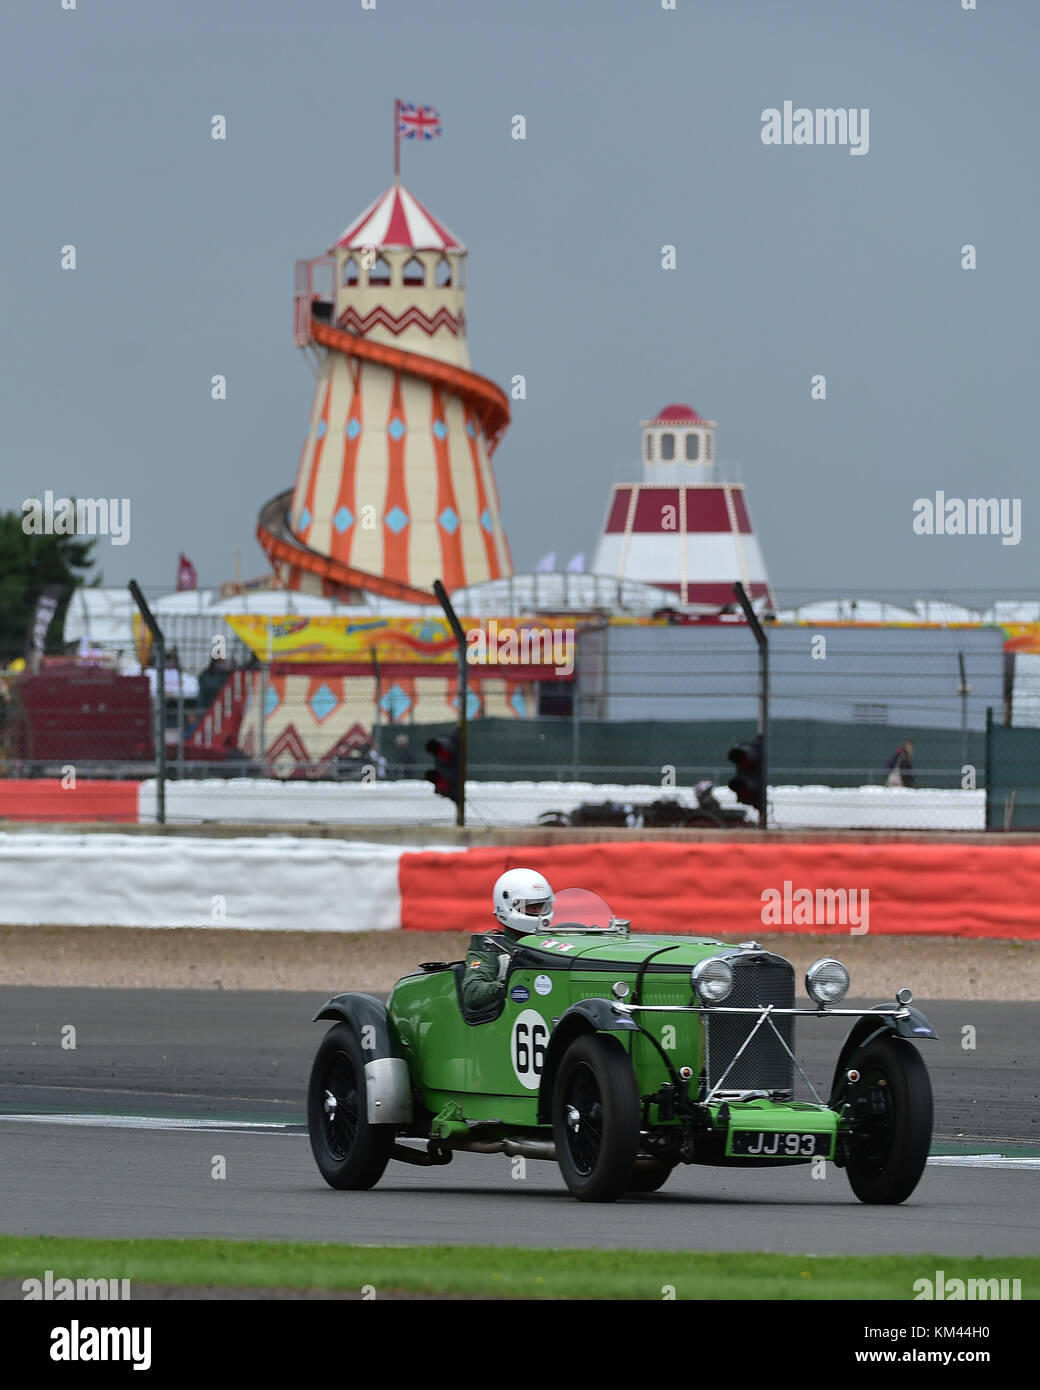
[0,1236,1036,1299]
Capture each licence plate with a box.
[730,1130,830,1157]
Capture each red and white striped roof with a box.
[333,182,464,252]
[592,482,775,609]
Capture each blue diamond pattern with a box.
[480,508,493,534]
[315,419,327,439]
[509,690,528,717]
[346,418,361,440]
[263,686,280,717]
[333,506,354,534]
[299,507,312,531]
[385,506,409,534]
[380,684,412,719]
[432,419,448,440]
[438,507,459,535]
[388,417,406,441]
[309,684,338,722]
[452,689,481,720]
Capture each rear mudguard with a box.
[829,1003,936,1105]
[313,992,412,1125]
[536,999,639,1125]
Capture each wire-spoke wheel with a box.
[845,1035,932,1205]
[552,1033,640,1202]
[307,1023,393,1190]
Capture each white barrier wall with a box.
[0,833,409,931]
[137,779,986,832]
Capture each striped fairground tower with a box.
[592,404,775,608]
[258,178,513,603]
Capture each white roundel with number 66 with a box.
[511,1010,550,1090]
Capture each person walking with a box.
[886,739,915,788]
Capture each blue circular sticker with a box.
[510,984,531,1002]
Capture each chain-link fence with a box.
[3,586,1040,830]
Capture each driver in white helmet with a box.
[461,868,555,1014]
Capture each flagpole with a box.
[393,98,400,180]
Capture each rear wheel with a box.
[845,1035,932,1204]
[307,1023,394,1190]
[552,1033,640,1202]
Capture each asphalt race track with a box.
[0,989,1038,1257]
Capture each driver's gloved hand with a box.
[497,952,510,980]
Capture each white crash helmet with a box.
[493,867,554,935]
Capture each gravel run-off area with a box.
[0,926,1038,1000]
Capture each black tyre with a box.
[307,1023,394,1190]
[627,1161,675,1194]
[845,1035,933,1205]
[552,1033,640,1202]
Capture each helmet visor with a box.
[523,898,551,917]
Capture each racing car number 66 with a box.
[511,1009,549,1089]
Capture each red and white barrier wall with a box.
[1,832,1039,938]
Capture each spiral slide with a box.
[257,310,511,605]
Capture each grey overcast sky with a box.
[1,0,1036,599]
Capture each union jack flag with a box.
[397,102,442,140]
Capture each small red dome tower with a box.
[591,403,774,608]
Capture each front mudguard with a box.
[313,991,413,1125]
[535,999,639,1125]
[829,1003,937,1105]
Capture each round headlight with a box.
[691,957,734,1004]
[806,958,850,1005]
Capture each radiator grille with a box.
[706,954,795,1093]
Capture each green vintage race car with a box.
[306,888,935,1203]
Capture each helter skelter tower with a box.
[258,108,512,603]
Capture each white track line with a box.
[0,1112,301,1134]
[2,1115,1037,1166]
[927,1154,1040,1170]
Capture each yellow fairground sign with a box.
[224,614,1040,665]
[225,615,581,668]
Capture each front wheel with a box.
[552,1033,640,1202]
[307,1023,394,1190]
[845,1035,932,1204]
[627,1161,675,1194]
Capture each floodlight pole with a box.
[129,580,166,826]
[733,581,768,830]
[433,579,467,827]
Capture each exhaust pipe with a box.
[395,1137,664,1166]
[391,1142,453,1167]
[454,1138,557,1160]
[392,1136,557,1164]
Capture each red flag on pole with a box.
[177,554,198,591]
